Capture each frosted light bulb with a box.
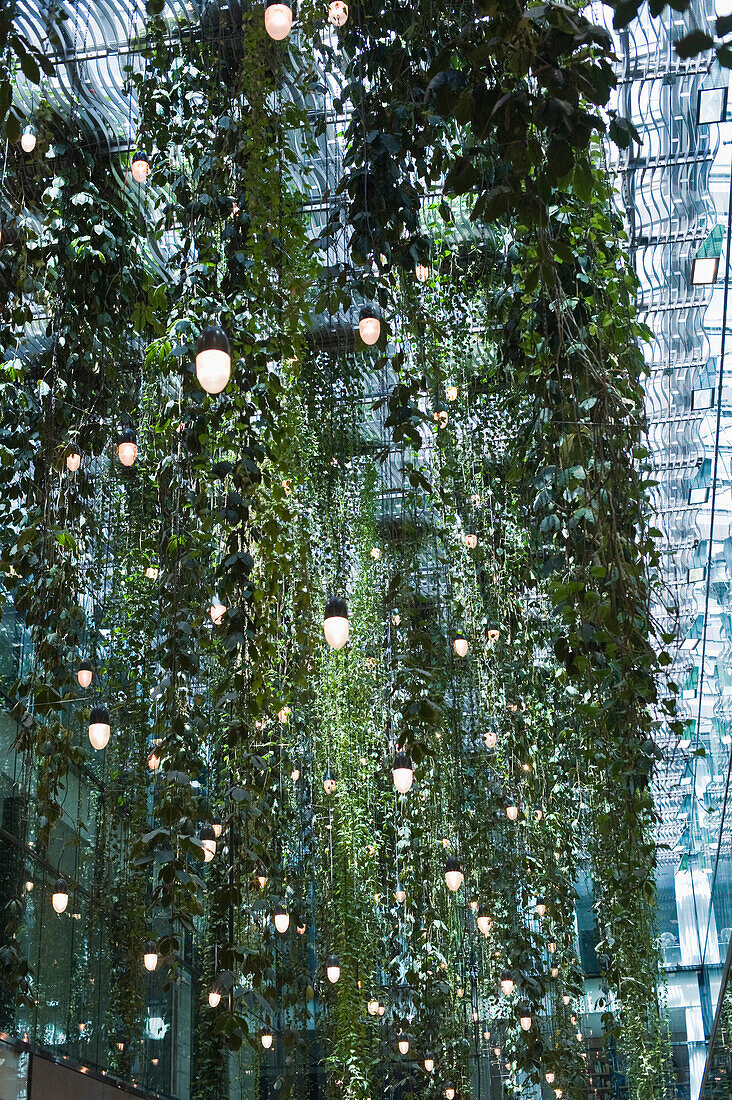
[483,730,497,749]
[444,856,463,893]
[148,750,161,771]
[324,597,349,649]
[392,751,413,794]
[415,264,429,283]
[545,1072,555,1084]
[274,907,290,933]
[326,954,341,983]
[506,804,518,821]
[500,970,514,996]
[52,878,69,913]
[208,989,221,1007]
[562,994,570,1006]
[210,600,226,625]
[550,966,559,978]
[131,152,149,183]
[200,825,216,862]
[395,881,406,904]
[445,385,458,402]
[367,1000,379,1015]
[424,1056,434,1073]
[445,1086,455,1099]
[464,533,477,549]
[476,912,492,937]
[257,874,268,889]
[323,766,336,795]
[144,944,158,971]
[77,660,93,688]
[195,326,231,394]
[358,307,381,345]
[21,125,37,152]
[519,1009,532,1032]
[66,445,81,471]
[328,0,348,23]
[117,428,137,466]
[453,635,468,658]
[398,1037,410,1055]
[261,1029,273,1049]
[88,705,111,750]
[535,897,546,917]
[212,817,223,838]
[264,0,292,38]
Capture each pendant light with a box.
[444,856,463,893]
[264,0,292,38]
[547,937,557,954]
[445,1085,455,1099]
[550,965,559,979]
[261,1027,274,1049]
[143,943,158,971]
[323,596,349,649]
[445,384,458,402]
[392,751,413,794]
[506,803,518,821]
[378,1005,385,1016]
[487,627,500,643]
[415,264,430,283]
[66,444,81,471]
[476,909,492,937]
[358,307,381,346]
[208,977,223,1007]
[367,1000,379,1016]
[323,766,336,795]
[328,0,348,24]
[424,1055,435,1073]
[130,151,150,184]
[210,600,226,625]
[394,879,406,904]
[21,125,37,152]
[77,659,93,689]
[297,922,306,935]
[326,954,341,983]
[88,705,111,751]
[398,1035,410,1055]
[464,533,477,549]
[200,825,216,862]
[212,816,223,839]
[453,633,468,658]
[257,873,268,889]
[117,428,138,467]
[562,993,570,1006]
[545,1071,555,1084]
[535,897,546,917]
[274,905,290,933]
[195,326,231,394]
[52,878,69,913]
[500,970,514,996]
[518,1005,532,1031]
[483,730,496,750]
[148,749,161,771]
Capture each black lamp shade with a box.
[90,705,110,725]
[196,325,230,357]
[118,427,136,446]
[445,856,461,874]
[393,751,412,771]
[79,659,93,674]
[324,596,348,620]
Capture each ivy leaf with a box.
[674,29,714,58]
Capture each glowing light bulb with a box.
[476,912,492,937]
[323,766,336,795]
[535,897,546,917]
[415,264,429,283]
[195,325,231,394]
[274,907,290,933]
[52,878,69,913]
[453,634,468,658]
[144,945,158,971]
[424,1056,434,1073]
[210,600,226,625]
[77,660,93,689]
[88,705,111,751]
[506,804,518,821]
[117,428,138,467]
[483,730,497,749]
[445,1086,455,1100]
[261,1029,273,1049]
[392,751,413,793]
[367,1000,379,1016]
[562,994,570,1006]
[326,954,341,983]
[324,597,349,649]
[264,0,292,38]
[519,1008,532,1032]
[66,445,81,471]
[200,825,216,862]
[500,971,514,996]
[444,856,463,893]
[398,1037,410,1055]
[21,125,37,153]
[130,152,149,183]
[464,533,477,549]
[328,0,348,24]
[208,988,221,1008]
[358,307,381,345]
[395,881,406,904]
[212,817,223,838]
[148,750,161,771]
[545,1072,555,1085]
